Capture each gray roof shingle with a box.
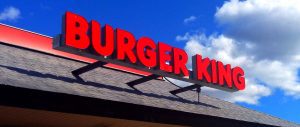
[0,43,298,127]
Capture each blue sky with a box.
[1,0,300,124]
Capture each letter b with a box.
[64,11,90,49]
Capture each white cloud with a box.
[183,16,197,24]
[215,0,300,60]
[175,0,300,104]
[0,6,21,21]
[203,79,271,105]
[177,33,272,104]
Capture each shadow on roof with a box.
[0,64,219,109]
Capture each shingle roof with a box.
[0,43,298,127]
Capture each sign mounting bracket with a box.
[170,84,203,102]
[72,61,108,82]
[126,74,160,88]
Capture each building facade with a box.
[0,23,298,127]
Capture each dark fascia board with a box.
[0,85,276,127]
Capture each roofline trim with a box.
[0,23,52,38]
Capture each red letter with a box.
[91,21,114,57]
[232,67,245,90]
[218,61,232,88]
[64,12,90,49]
[173,48,189,76]
[116,28,137,63]
[136,37,157,68]
[158,42,173,72]
[193,54,211,82]
[211,59,218,84]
